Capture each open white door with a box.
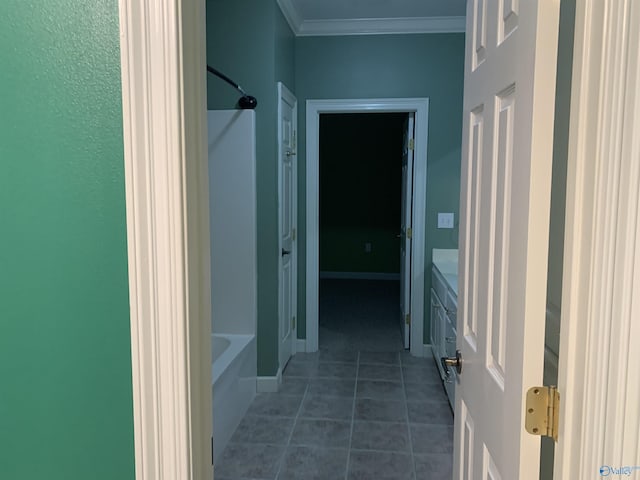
[278,82,298,370]
[400,113,415,350]
[453,1,560,479]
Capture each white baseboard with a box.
[296,338,307,353]
[256,367,282,393]
[423,344,433,358]
[319,271,401,281]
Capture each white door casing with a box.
[400,113,415,349]
[278,82,298,370]
[306,98,429,356]
[454,1,560,479]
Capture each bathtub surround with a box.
[212,333,257,461]
[208,111,258,459]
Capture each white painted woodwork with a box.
[306,98,429,356]
[554,1,640,477]
[208,111,257,337]
[118,0,212,478]
[278,83,298,370]
[400,113,415,349]
[276,0,465,36]
[454,0,560,478]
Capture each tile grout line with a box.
[273,379,310,480]
[400,352,418,480]
[344,350,360,480]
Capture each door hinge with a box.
[406,227,413,239]
[211,436,214,465]
[292,316,296,329]
[405,314,411,325]
[525,386,560,442]
[292,228,296,241]
[409,138,415,150]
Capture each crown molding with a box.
[276,0,465,36]
[276,0,302,35]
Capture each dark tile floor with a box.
[215,280,454,479]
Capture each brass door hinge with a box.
[291,316,296,329]
[406,227,413,239]
[405,314,411,325]
[409,138,415,150]
[525,386,560,442]
[292,228,296,241]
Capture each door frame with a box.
[118,0,212,478]
[554,0,640,476]
[305,98,429,357]
[277,82,299,365]
[116,0,640,478]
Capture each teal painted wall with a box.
[541,0,576,478]
[207,0,295,375]
[320,113,405,274]
[0,2,135,479]
[295,34,465,341]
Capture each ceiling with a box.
[277,0,467,36]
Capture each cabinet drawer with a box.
[432,267,448,303]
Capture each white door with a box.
[400,113,415,349]
[453,1,560,479]
[278,82,297,370]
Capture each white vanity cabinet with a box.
[430,249,458,409]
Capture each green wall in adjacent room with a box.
[295,34,465,341]
[206,0,295,376]
[320,113,405,274]
[0,1,135,478]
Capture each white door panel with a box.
[278,83,297,371]
[454,1,560,479]
[400,113,415,349]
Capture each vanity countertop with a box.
[432,248,459,296]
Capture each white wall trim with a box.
[555,0,640,477]
[256,368,283,393]
[118,0,212,478]
[422,344,432,358]
[297,16,466,36]
[306,98,429,356]
[275,1,465,36]
[295,338,307,353]
[320,271,401,281]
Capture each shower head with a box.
[207,65,258,110]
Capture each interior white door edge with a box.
[278,82,298,371]
[305,98,429,356]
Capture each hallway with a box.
[215,280,453,479]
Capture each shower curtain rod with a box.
[207,65,257,110]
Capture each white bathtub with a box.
[212,333,256,462]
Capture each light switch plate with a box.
[438,213,454,229]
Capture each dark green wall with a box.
[296,34,465,341]
[207,0,295,376]
[320,113,405,274]
[0,1,135,478]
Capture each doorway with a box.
[318,112,407,352]
[305,98,429,357]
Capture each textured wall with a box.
[0,1,135,478]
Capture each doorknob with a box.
[441,350,462,378]
[281,248,291,256]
